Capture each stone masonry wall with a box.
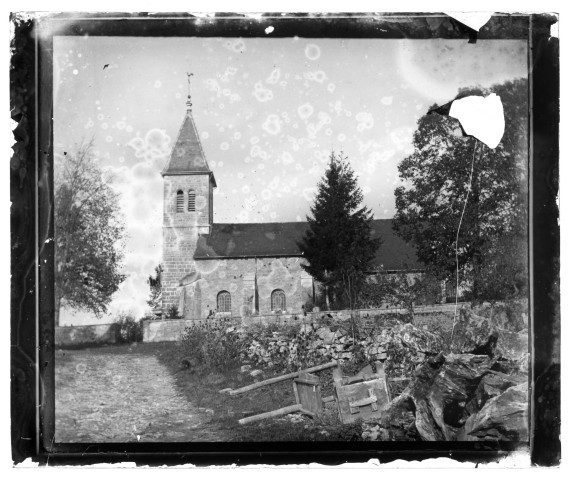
[162,173,213,313]
[162,226,199,311]
[180,257,315,318]
[143,304,462,343]
[55,324,119,347]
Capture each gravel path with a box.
[55,348,215,442]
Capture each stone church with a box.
[160,97,422,319]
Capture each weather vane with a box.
[186,72,194,109]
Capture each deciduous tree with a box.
[55,141,126,325]
[393,79,528,302]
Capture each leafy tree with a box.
[146,263,163,313]
[394,79,528,302]
[55,141,126,325]
[298,152,380,309]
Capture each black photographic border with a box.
[9,12,560,466]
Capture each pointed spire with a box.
[161,75,217,186]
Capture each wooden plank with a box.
[293,380,300,405]
[335,378,390,424]
[238,404,303,425]
[294,372,323,414]
[223,361,338,396]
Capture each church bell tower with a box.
[161,74,216,315]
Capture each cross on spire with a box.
[186,72,194,110]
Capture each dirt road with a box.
[55,346,218,442]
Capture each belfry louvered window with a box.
[271,289,286,312]
[217,291,231,313]
[188,189,196,211]
[176,190,184,212]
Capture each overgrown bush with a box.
[167,305,181,319]
[114,312,143,343]
[179,321,247,372]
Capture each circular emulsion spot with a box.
[305,43,321,61]
[297,103,314,120]
[313,71,326,83]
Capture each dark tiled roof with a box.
[162,111,216,185]
[194,219,423,271]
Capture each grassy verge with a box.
[148,341,365,441]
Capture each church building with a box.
[160,94,423,319]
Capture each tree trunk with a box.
[325,285,330,311]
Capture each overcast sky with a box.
[54,35,527,324]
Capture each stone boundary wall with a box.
[142,303,465,343]
[55,323,119,347]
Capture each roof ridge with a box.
[210,219,392,227]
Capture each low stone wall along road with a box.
[55,345,217,442]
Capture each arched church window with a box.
[271,289,286,312]
[188,189,196,211]
[217,291,231,313]
[176,190,184,212]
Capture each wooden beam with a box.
[238,404,303,425]
[222,361,338,396]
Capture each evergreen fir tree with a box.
[298,152,380,309]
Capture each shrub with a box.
[114,312,143,343]
[167,305,181,319]
[179,321,246,372]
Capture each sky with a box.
[53,35,527,325]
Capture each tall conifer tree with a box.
[298,152,380,309]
